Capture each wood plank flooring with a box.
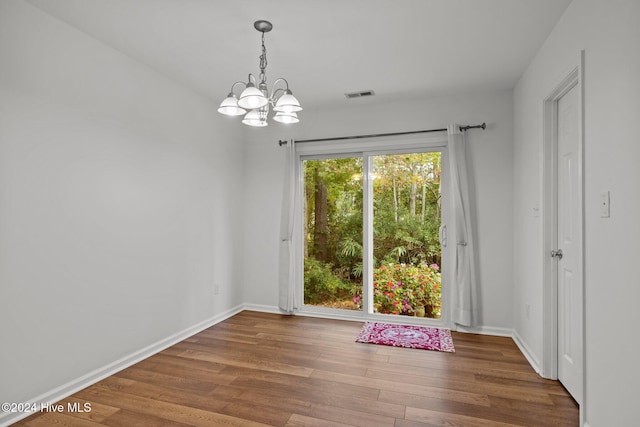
[14,311,578,426]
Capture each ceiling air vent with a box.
[345,90,375,99]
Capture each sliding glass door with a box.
[371,152,443,319]
[302,156,363,311]
[301,146,447,322]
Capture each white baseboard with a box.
[0,304,244,427]
[242,303,284,314]
[453,324,513,337]
[512,329,542,374]
[246,305,521,340]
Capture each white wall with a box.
[243,90,514,332]
[0,0,244,413]
[513,0,640,425]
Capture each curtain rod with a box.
[278,122,485,146]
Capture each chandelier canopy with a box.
[218,20,302,127]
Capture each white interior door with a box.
[556,83,583,403]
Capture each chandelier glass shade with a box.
[218,20,301,127]
[217,93,246,116]
[273,112,299,124]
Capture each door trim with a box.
[295,138,452,329]
[541,51,585,408]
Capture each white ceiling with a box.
[26,0,572,111]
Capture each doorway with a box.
[299,140,449,326]
[542,56,584,408]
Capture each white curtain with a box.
[278,139,297,313]
[447,124,478,327]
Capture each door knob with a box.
[551,249,563,260]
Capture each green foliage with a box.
[339,237,362,258]
[351,261,363,278]
[303,258,353,304]
[372,152,442,267]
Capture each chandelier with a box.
[217,20,302,127]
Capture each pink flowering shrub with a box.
[370,263,441,316]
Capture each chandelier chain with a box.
[259,31,268,84]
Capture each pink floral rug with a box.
[356,322,455,352]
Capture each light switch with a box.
[600,191,610,218]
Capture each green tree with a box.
[303,152,442,311]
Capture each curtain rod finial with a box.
[460,122,487,132]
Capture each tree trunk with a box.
[392,176,398,223]
[313,170,329,262]
[421,181,426,224]
[410,179,417,216]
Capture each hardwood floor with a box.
[14,311,578,426]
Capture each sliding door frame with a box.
[295,135,452,328]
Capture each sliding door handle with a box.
[439,225,447,247]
